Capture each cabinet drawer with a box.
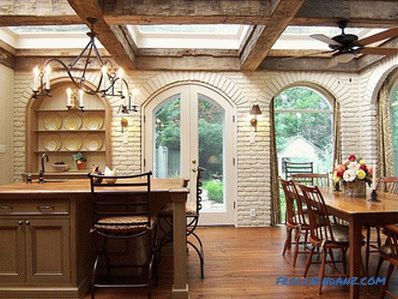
[0,200,69,215]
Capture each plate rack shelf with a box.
[26,83,112,179]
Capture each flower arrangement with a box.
[333,154,373,186]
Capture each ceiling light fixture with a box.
[31,17,134,113]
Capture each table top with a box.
[321,188,398,215]
[0,178,189,195]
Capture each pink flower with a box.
[348,154,357,162]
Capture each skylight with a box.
[129,24,250,49]
[137,24,242,34]
[9,25,87,33]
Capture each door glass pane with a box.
[198,94,225,212]
[153,95,180,178]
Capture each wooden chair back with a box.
[88,171,152,229]
[292,173,330,188]
[377,176,398,194]
[283,160,313,180]
[298,184,336,244]
[280,178,307,226]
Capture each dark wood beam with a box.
[260,56,357,72]
[293,0,398,28]
[101,0,275,25]
[67,0,136,70]
[0,0,80,26]
[240,0,305,71]
[0,45,15,69]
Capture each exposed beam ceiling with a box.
[67,0,136,70]
[240,0,305,71]
[293,0,398,28]
[1,0,397,29]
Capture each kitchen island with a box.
[0,179,189,299]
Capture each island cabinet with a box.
[0,195,93,299]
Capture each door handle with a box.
[192,160,197,164]
[192,168,197,173]
[18,220,23,225]
[25,220,30,225]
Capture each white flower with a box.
[343,169,356,182]
[348,161,360,170]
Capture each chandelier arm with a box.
[68,38,93,69]
[43,58,95,95]
[92,39,105,66]
[81,43,94,82]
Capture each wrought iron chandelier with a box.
[32,18,137,113]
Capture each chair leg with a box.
[366,226,371,273]
[304,246,315,277]
[283,227,293,256]
[318,248,327,295]
[375,256,384,277]
[187,240,205,279]
[191,231,205,255]
[293,227,301,267]
[90,254,101,299]
[342,247,347,275]
[378,263,395,299]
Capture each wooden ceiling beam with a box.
[240,0,305,71]
[293,0,398,28]
[0,0,80,26]
[67,0,136,70]
[101,0,275,25]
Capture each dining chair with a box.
[291,173,330,188]
[365,176,398,273]
[157,167,205,279]
[280,178,310,267]
[376,224,398,299]
[88,171,158,299]
[298,184,350,294]
[283,160,313,180]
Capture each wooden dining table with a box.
[320,188,398,299]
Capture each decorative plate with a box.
[43,134,61,151]
[84,113,104,130]
[63,134,82,151]
[64,114,82,130]
[44,113,62,131]
[84,135,103,151]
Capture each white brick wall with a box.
[10,62,398,226]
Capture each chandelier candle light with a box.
[31,17,135,114]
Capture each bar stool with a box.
[88,171,157,299]
[157,167,205,279]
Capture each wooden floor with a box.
[85,226,397,299]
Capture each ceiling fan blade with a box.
[327,58,339,68]
[310,34,341,46]
[358,28,398,46]
[360,47,398,56]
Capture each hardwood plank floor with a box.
[84,227,397,299]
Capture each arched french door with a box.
[143,85,236,225]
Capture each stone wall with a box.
[11,63,397,226]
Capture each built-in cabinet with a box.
[26,82,112,179]
[0,217,70,284]
[0,196,93,298]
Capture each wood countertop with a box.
[0,178,189,195]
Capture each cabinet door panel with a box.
[26,219,70,284]
[0,219,25,283]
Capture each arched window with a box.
[391,85,398,175]
[274,86,334,175]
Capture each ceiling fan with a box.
[309,21,398,67]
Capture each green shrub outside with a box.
[204,180,224,203]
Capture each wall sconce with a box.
[250,104,262,132]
